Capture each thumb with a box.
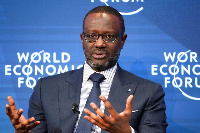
[124,95,134,116]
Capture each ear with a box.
[121,34,127,49]
[80,33,84,47]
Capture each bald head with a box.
[83,6,125,34]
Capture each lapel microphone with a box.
[72,103,80,114]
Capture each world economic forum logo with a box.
[4,50,83,89]
[151,50,200,101]
[91,0,144,15]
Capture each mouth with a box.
[92,50,107,59]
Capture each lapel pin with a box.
[127,89,131,92]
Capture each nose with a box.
[95,36,106,48]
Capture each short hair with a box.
[83,6,125,33]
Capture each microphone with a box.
[72,103,80,114]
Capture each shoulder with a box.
[119,67,159,87]
[40,68,83,82]
[32,68,83,95]
[118,67,164,97]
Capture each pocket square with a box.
[132,110,139,113]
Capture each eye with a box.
[105,34,116,39]
[88,33,98,38]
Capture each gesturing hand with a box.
[83,95,134,133]
[6,96,40,133]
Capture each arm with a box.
[6,96,40,133]
[28,78,47,133]
[138,84,168,133]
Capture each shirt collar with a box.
[83,62,117,83]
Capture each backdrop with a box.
[1,0,200,132]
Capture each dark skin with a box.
[81,13,127,72]
[6,12,133,133]
[6,96,40,133]
[84,95,133,133]
[81,13,133,133]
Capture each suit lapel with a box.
[105,66,139,115]
[58,66,139,132]
[66,68,83,104]
[59,68,83,132]
[102,66,139,133]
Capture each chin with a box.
[93,60,107,66]
[87,59,116,72]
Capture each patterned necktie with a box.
[76,73,105,133]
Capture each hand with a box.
[6,96,40,133]
[84,95,134,133]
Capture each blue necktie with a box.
[76,73,105,133]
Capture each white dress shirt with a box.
[74,62,135,133]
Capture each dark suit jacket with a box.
[29,65,167,133]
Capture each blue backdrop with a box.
[1,0,200,132]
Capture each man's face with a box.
[81,13,127,71]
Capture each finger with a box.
[6,104,13,118]
[99,95,118,117]
[124,95,134,116]
[84,115,107,130]
[7,96,17,111]
[84,108,100,122]
[84,106,109,126]
[13,109,23,125]
[89,103,111,124]
[15,117,36,130]
[21,117,35,127]
[26,121,40,130]
[84,108,103,126]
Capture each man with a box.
[6,6,167,133]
